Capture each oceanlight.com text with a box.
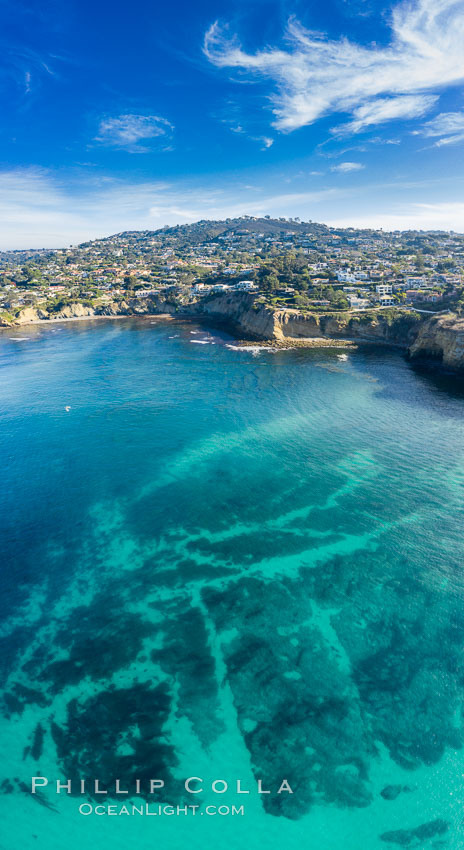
[78,803,245,817]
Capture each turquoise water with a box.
[1,317,464,849]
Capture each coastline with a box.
[2,300,463,372]
[0,311,374,352]
[0,312,176,328]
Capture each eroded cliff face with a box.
[408,314,464,372]
[6,292,464,373]
[9,293,420,347]
[273,309,419,344]
[9,306,49,324]
[12,296,180,325]
[198,293,420,347]
[196,292,278,337]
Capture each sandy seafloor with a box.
[1,317,464,849]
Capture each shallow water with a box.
[1,317,464,849]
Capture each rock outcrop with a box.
[408,313,464,372]
[12,296,181,325]
[4,291,422,348]
[6,291,464,374]
[196,293,278,338]
[275,308,420,345]
[198,293,421,347]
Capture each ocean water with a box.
[1,316,464,849]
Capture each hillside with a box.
[0,215,462,262]
[100,217,330,251]
[1,215,463,332]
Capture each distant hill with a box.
[107,216,330,247]
[0,215,458,261]
[99,216,456,249]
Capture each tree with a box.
[124,274,137,289]
[260,272,279,293]
[415,252,425,272]
[331,291,349,310]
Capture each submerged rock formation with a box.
[380,818,449,845]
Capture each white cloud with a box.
[0,168,340,249]
[95,114,174,152]
[229,124,274,148]
[335,95,437,134]
[231,126,274,148]
[328,202,464,231]
[1,168,464,250]
[204,0,464,134]
[419,110,464,146]
[331,162,365,172]
[254,135,274,149]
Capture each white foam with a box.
[226,344,287,356]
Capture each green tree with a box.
[415,252,425,272]
[260,272,279,293]
[124,274,137,289]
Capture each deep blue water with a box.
[1,317,464,849]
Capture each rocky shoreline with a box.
[1,292,464,373]
[235,337,358,350]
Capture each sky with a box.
[1,0,464,248]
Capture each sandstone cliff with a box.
[5,291,464,374]
[8,292,420,348]
[198,293,420,346]
[196,292,277,337]
[11,296,180,325]
[408,313,464,372]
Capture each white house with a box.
[233,281,256,291]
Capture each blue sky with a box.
[1,0,464,247]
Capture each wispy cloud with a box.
[254,135,274,149]
[2,167,463,250]
[418,110,464,146]
[334,95,437,134]
[204,0,464,135]
[0,168,341,249]
[230,125,274,148]
[95,114,174,152]
[215,102,274,149]
[331,162,365,173]
[0,44,60,101]
[328,202,464,231]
